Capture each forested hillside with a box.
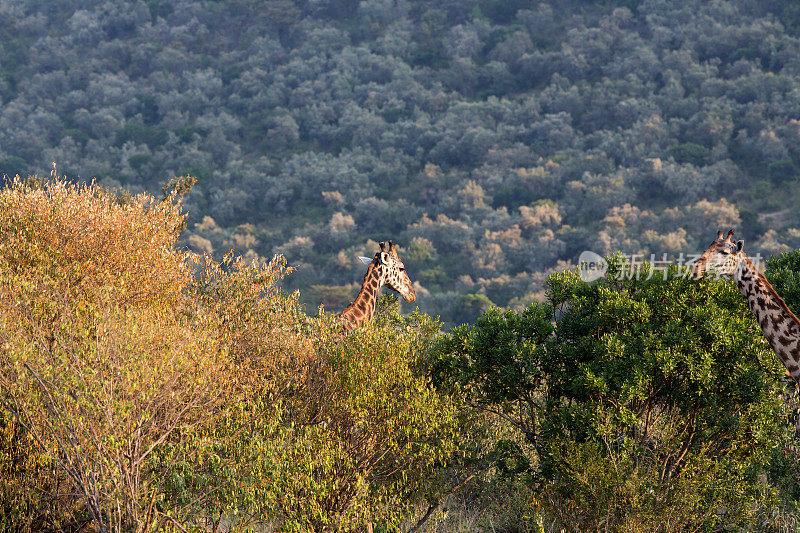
[3,0,800,323]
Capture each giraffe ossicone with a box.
[693,229,800,382]
[340,240,416,332]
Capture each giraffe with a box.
[339,240,416,332]
[692,229,800,382]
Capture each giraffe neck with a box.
[340,263,385,331]
[734,256,800,380]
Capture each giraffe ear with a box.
[379,252,389,265]
[358,256,373,265]
[735,240,744,252]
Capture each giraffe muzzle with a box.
[402,286,416,302]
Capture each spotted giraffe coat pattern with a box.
[734,256,800,379]
[693,229,800,381]
[340,240,416,332]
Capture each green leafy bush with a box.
[765,249,800,316]
[431,257,789,531]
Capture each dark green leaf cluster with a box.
[766,248,800,317]
[430,260,791,530]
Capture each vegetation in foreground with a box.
[430,258,793,531]
[0,178,455,531]
[5,178,800,531]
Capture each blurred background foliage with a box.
[4,0,800,324]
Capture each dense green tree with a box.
[430,258,790,530]
[765,248,800,316]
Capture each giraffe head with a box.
[691,229,745,278]
[359,241,416,302]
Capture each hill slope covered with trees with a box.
[3,0,800,323]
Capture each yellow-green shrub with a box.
[0,178,457,532]
[173,254,457,530]
[0,178,227,531]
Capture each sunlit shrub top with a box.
[0,178,189,311]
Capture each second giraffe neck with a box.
[734,256,800,380]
